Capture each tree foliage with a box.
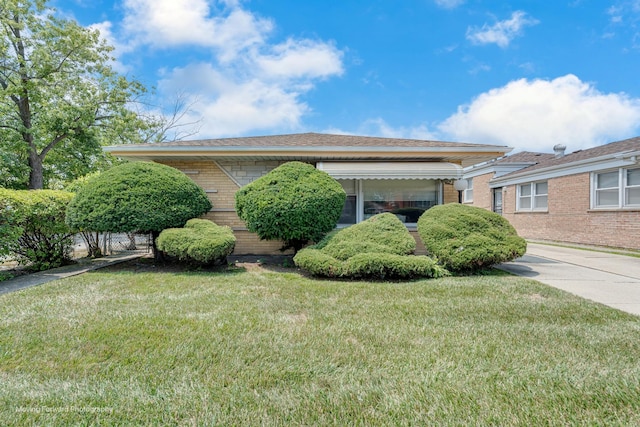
[0,0,148,189]
[235,161,346,252]
[417,204,527,273]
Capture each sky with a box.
[53,0,640,153]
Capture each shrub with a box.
[417,204,527,273]
[0,189,75,271]
[157,219,236,266]
[66,162,212,260]
[235,161,346,252]
[294,213,448,280]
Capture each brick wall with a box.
[471,171,640,250]
[158,159,468,255]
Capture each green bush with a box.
[157,219,236,266]
[0,189,75,271]
[235,161,346,252]
[417,204,527,273]
[66,162,212,259]
[294,213,448,280]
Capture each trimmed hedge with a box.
[235,161,346,252]
[66,162,212,234]
[294,213,448,280]
[0,189,75,271]
[417,204,527,273]
[157,219,236,265]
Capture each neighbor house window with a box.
[337,179,440,225]
[517,181,548,211]
[592,168,640,208]
[463,178,473,203]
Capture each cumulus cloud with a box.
[96,0,344,137]
[438,74,640,151]
[466,11,539,48]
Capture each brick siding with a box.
[471,171,640,250]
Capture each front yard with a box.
[1,260,639,425]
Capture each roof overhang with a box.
[489,150,640,187]
[103,145,510,167]
[316,162,463,180]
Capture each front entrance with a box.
[493,188,503,215]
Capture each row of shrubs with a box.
[1,160,526,279]
[293,205,526,279]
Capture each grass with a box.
[1,260,639,425]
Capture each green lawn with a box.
[1,261,639,426]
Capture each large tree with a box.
[0,0,147,189]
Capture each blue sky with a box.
[55,0,640,153]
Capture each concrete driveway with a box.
[498,243,640,316]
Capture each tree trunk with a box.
[28,149,44,190]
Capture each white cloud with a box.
[255,38,344,80]
[434,0,465,9]
[466,11,539,48]
[325,118,438,141]
[102,0,344,137]
[438,74,640,151]
[121,0,273,60]
[88,21,133,73]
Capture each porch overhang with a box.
[316,161,463,180]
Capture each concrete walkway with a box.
[0,252,144,296]
[498,243,640,316]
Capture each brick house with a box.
[462,137,640,250]
[105,133,510,254]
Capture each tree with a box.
[65,162,212,260]
[234,161,346,252]
[0,0,147,189]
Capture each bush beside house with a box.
[235,161,346,252]
[65,162,212,260]
[0,189,75,271]
[157,219,236,265]
[417,204,526,273]
[294,213,448,279]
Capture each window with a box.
[593,168,640,208]
[517,181,548,211]
[463,179,473,203]
[337,179,440,225]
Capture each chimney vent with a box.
[553,144,566,158]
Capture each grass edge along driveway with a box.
[1,262,639,425]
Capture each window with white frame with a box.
[517,181,548,211]
[463,178,473,203]
[592,168,640,208]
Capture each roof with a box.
[104,132,511,167]
[488,136,640,186]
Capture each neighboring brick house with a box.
[105,133,510,254]
[463,137,640,250]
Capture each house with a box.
[463,136,640,250]
[105,133,510,254]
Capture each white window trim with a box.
[516,181,548,212]
[591,167,640,209]
[463,179,473,203]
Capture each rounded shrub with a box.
[417,204,527,273]
[157,219,236,265]
[294,213,448,280]
[234,161,346,252]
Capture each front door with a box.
[493,188,503,215]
